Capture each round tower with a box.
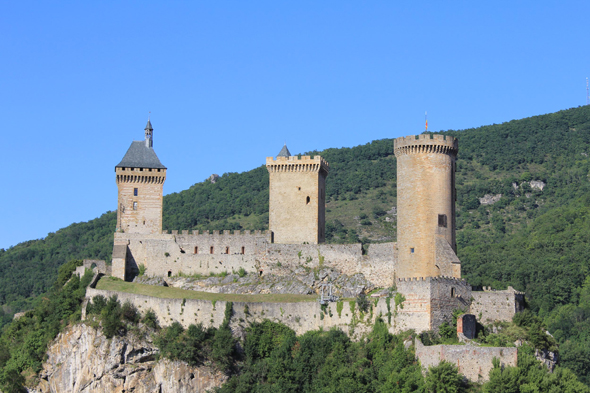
[394,134,459,279]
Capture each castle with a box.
[108,120,523,332]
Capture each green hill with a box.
[2,105,590,380]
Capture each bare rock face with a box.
[479,194,502,205]
[28,323,227,393]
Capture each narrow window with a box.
[241,246,245,254]
[225,246,229,254]
[410,247,415,254]
[306,196,310,205]
[167,271,172,277]
[451,287,455,297]
[438,214,447,228]
[133,202,138,210]
[194,246,198,254]
[210,246,214,254]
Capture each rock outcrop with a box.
[28,323,227,393]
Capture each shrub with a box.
[121,300,140,323]
[356,293,370,313]
[138,264,146,276]
[87,295,107,315]
[237,267,247,277]
[142,309,159,329]
[101,295,123,338]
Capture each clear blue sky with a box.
[1,1,589,249]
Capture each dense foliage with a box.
[0,261,93,392]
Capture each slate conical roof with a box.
[277,144,291,158]
[145,119,153,130]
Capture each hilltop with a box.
[2,105,590,381]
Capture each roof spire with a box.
[276,144,291,158]
[145,114,153,148]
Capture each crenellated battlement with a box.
[393,134,458,156]
[162,229,269,237]
[116,167,166,184]
[266,155,329,173]
[397,275,468,284]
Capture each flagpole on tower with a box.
[425,111,428,131]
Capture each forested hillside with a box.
[2,105,590,380]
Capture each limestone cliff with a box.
[27,323,227,393]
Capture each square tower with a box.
[266,145,329,244]
[115,120,166,235]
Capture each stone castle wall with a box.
[266,156,329,244]
[394,134,459,279]
[85,286,428,337]
[470,287,526,323]
[114,232,398,288]
[396,276,471,332]
[415,339,517,382]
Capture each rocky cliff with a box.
[27,323,227,393]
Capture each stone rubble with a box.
[160,267,374,298]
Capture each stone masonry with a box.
[394,134,460,279]
[266,154,329,244]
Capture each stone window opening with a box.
[143,220,145,225]
[298,187,301,191]
[438,214,447,228]
[133,202,138,210]
[134,188,138,196]
[194,246,198,254]
[210,246,214,254]
[241,246,245,254]
[225,246,229,254]
[451,287,455,297]
[410,247,414,254]
[167,271,172,277]
[306,196,310,205]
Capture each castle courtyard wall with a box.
[115,232,397,288]
[470,287,525,323]
[415,339,518,382]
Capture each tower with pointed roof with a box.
[115,120,167,235]
[266,145,329,244]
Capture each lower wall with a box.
[470,287,525,323]
[415,339,518,382]
[85,287,431,338]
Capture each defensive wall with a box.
[85,286,428,337]
[396,276,472,332]
[113,231,397,288]
[415,339,518,382]
[470,286,526,323]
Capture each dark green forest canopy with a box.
[2,106,590,369]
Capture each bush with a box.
[356,293,370,313]
[237,267,247,278]
[101,295,123,338]
[87,295,107,315]
[142,309,159,329]
[121,300,140,323]
[425,361,465,393]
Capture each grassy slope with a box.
[96,277,317,303]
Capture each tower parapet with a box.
[394,134,460,279]
[266,148,329,244]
